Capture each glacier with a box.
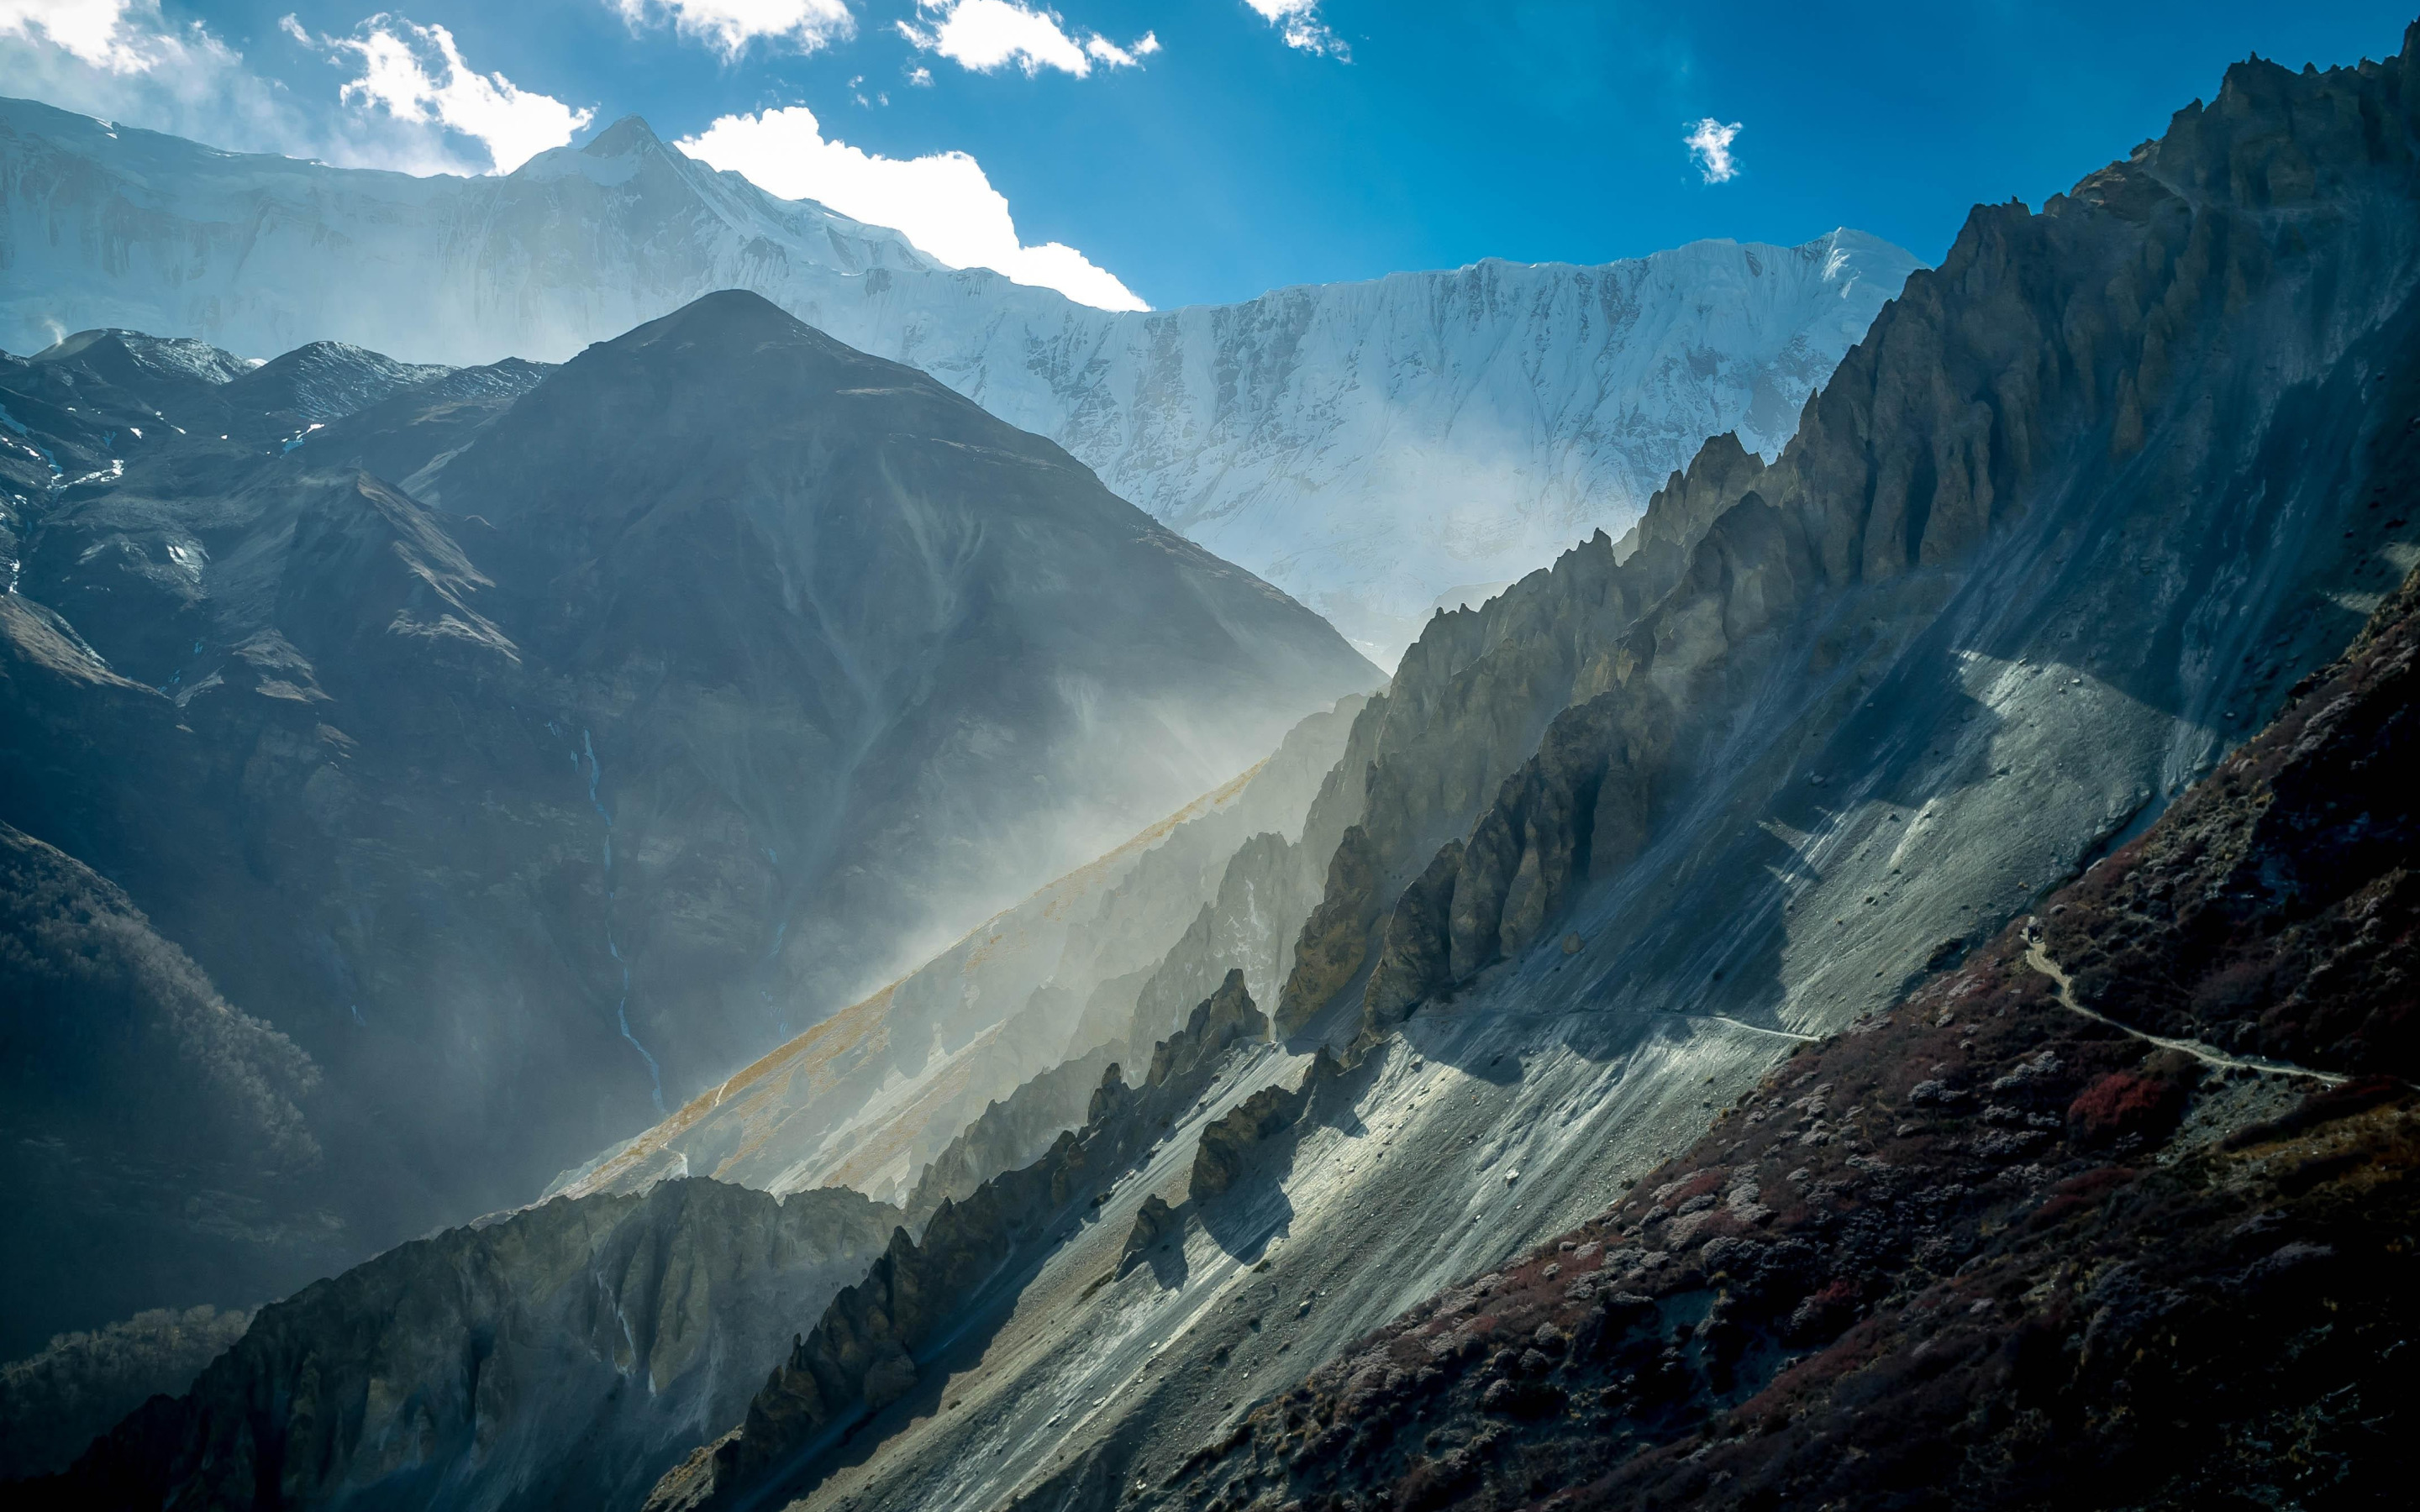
[0,99,1919,662]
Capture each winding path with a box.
[2021,932,2348,1087]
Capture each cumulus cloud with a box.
[679,105,1148,310]
[0,0,147,69]
[1242,0,1344,59]
[608,0,854,60]
[1685,117,1743,184]
[897,1,1156,79]
[295,15,594,174]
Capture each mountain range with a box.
[0,98,1918,661]
[8,18,2420,1512]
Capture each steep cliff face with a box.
[0,97,1917,660]
[1156,561,2420,1512]
[21,1181,898,1512]
[0,294,1375,1347]
[1282,26,2420,1054]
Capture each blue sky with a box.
[5,2,2416,310]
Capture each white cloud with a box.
[608,0,853,60]
[0,0,145,69]
[1242,0,1345,59]
[1085,29,1157,69]
[3,3,585,177]
[302,16,593,174]
[1684,116,1743,184]
[679,105,1148,311]
[906,64,933,86]
[897,1,1156,79]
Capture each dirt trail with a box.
[2021,931,2348,1088]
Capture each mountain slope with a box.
[1160,559,2420,1512]
[0,294,1375,1353]
[607,29,2420,1512]
[552,692,1363,1213]
[0,98,1918,659]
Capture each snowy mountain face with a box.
[0,97,1919,662]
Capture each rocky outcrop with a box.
[655,977,1270,1510]
[1267,523,1697,1036]
[901,1045,1123,1230]
[1117,1194,1180,1277]
[15,1179,898,1512]
[1157,559,2420,1512]
[1612,428,1768,562]
[1359,841,1465,1036]
[1189,1084,1304,1202]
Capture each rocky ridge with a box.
[1152,558,2420,1512]
[1281,24,2420,1051]
[20,1180,900,1512]
[644,973,1274,1511]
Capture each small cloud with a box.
[1242,0,1346,59]
[679,104,1149,311]
[1083,29,1156,69]
[608,0,854,61]
[898,1,1157,79]
[1685,117,1743,184]
[906,64,934,86]
[308,16,594,173]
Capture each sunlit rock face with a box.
[0,97,1918,661]
[0,291,1375,1352]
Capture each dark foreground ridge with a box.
[12,1181,899,1511]
[1156,563,2420,1511]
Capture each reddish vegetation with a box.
[2063,1065,2191,1145]
[1152,569,2420,1510]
